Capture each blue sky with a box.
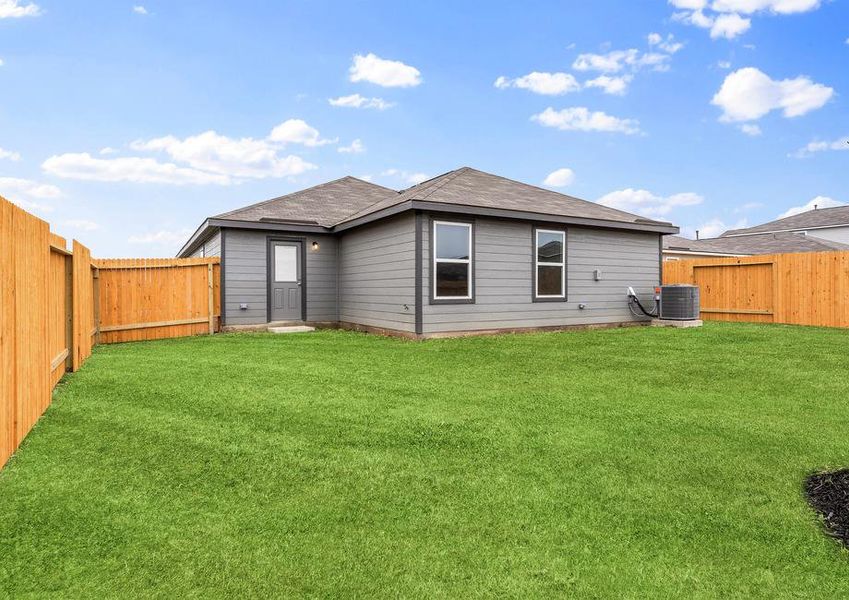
[0,0,846,256]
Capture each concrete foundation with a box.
[651,318,703,328]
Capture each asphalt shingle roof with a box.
[664,232,849,255]
[212,167,673,231]
[721,205,849,237]
[339,167,670,227]
[214,176,398,228]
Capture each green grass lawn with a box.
[1,323,848,598]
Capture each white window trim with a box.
[433,220,473,301]
[535,228,566,299]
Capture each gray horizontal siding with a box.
[188,230,221,258]
[339,213,416,332]
[421,216,659,334]
[223,228,337,325]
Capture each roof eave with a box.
[177,219,215,258]
[403,201,679,234]
[208,218,331,234]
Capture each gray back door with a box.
[270,241,302,321]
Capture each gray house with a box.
[178,167,678,338]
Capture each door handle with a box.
[297,281,302,286]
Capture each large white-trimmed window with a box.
[432,220,473,302]
[534,228,566,300]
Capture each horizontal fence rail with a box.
[93,258,220,344]
[1,194,221,469]
[663,251,849,328]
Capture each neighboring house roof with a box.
[663,232,849,256]
[721,205,849,237]
[213,176,398,228]
[338,167,669,229]
[178,166,678,256]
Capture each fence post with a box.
[92,267,100,344]
[64,253,74,371]
[207,263,214,335]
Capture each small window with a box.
[274,245,297,282]
[433,221,473,301]
[535,229,565,299]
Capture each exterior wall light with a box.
[311,241,320,251]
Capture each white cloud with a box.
[712,67,833,122]
[778,196,844,218]
[338,139,365,154]
[573,49,640,73]
[64,219,99,231]
[48,120,326,186]
[0,176,61,200]
[380,169,428,186]
[680,217,747,239]
[597,188,703,218]
[710,0,820,15]
[42,153,233,185]
[0,177,61,214]
[674,9,751,39]
[717,60,732,69]
[406,172,428,185]
[584,75,632,95]
[99,147,117,155]
[133,128,320,179]
[572,39,680,74]
[543,168,575,187]
[328,93,394,110]
[648,32,684,53]
[0,146,21,161]
[790,135,849,158]
[672,0,820,39]
[739,123,762,136]
[0,0,41,18]
[128,228,192,245]
[348,53,421,88]
[711,13,752,38]
[0,58,4,67]
[532,107,641,135]
[669,0,707,8]
[358,174,373,182]
[494,72,581,95]
[132,5,147,15]
[267,119,335,147]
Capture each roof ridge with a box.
[330,168,465,226]
[214,176,396,220]
[454,167,672,226]
[414,168,466,201]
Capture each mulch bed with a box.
[805,469,849,549]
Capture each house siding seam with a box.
[338,213,416,333]
[223,228,337,325]
[420,215,659,334]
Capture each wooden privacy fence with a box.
[2,194,220,469]
[663,251,849,328]
[94,258,221,344]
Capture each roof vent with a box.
[258,218,319,225]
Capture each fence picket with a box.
[1,194,221,469]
